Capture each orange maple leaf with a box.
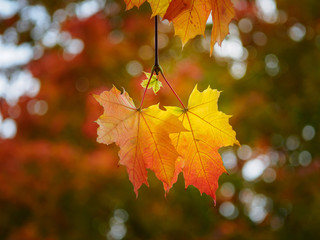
[166,85,239,202]
[94,86,184,195]
[210,0,235,52]
[163,0,211,46]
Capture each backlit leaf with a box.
[164,0,210,47]
[94,86,184,195]
[166,85,239,202]
[141,72,163,94]
[124,0,172,17]
[210,0,235,52]
[164,0,235,53]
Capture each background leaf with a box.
[141,72,163,94]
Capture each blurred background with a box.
[0,0,320,239]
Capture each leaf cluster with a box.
[124,0,235,54]
[95,85,238,201]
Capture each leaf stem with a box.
[139,15,185,110]
[139,70,154,109]
[139,16,159,109]
[154,15,185,109]
[139,15,160,109]
[160,71,186,109]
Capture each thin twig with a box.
[154,15,159,67]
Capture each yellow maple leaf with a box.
[166,85,239,201]
[94,86,184,195]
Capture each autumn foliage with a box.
[91,0,238,200]
[95,85,238,200]
[1,0,320,239]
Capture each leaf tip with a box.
[134,190,139,199]
[193,83,199,90]
[154,102,161,109]
[213,199,217,206]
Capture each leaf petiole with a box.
[139,15,185,110]
[160,71,186,109]
[152,64,163,75]
[139,69,155,109]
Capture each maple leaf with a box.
[166,85,239,202]
[124,0,172,17]
[94,86,184,195]
[210,0,235,53]
[164,0,235,54]
[141,72,163,94]
[163,0,211,47]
